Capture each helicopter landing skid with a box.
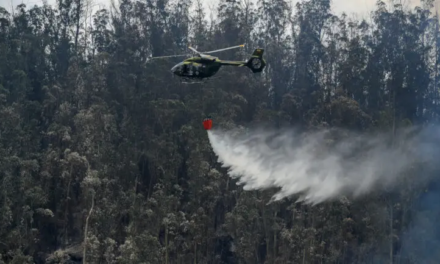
[181,80,204,84]
[179,76,221,84]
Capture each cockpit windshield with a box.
[171,62,203,76]
[171,62,184,74]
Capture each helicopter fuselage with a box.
[171,55,223,79]
[168,48,266,81]
[151,44,265,82]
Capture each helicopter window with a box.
[188,64,200,75]
[171,63,203,76]
[182,64,188,74]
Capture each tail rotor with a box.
[246,48,266,73]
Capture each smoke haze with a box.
[208,126,439,205]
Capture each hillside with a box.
[0,0,440,263]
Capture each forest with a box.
[1,0,440,263]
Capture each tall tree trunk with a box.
[75,0,82,52]
[83,191,95,264]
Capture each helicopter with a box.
[150,44,266,83]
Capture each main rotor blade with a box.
[203,44,245,54]
[188,46,199,54]
[150,54,189,59]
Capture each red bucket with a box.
[203,118,212,130]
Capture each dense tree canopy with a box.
[0,0,440,263]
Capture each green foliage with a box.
[0,0,438,263]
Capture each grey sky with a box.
[0,0,437,19]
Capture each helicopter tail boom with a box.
[219,60,247,66]
[219,48,266,73]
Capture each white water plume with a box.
[207,126,439,205]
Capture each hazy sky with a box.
[0,0,437,19]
